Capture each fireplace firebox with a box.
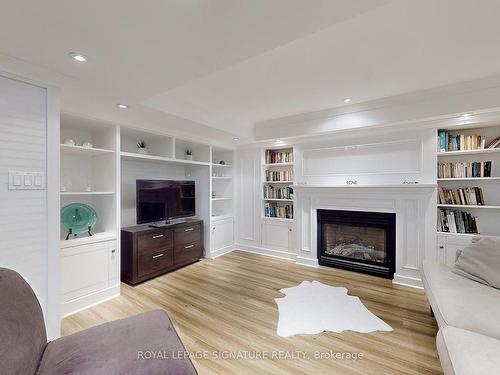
[317,209,396,279]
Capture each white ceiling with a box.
[1,0,500,142]
[144,0,500,138]
[0,0,385,143]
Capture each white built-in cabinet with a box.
[59,115,120,317]
[261,218,294,253]
[211,217,234,252]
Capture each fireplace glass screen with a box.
[323,223,387,264]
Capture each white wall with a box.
[0,73,60,338]
[120,160,186,227]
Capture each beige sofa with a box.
[421,261,500,375]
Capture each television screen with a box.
[136,180,195,224]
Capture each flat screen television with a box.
[136,180,195,224]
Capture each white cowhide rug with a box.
[275,281,393,337]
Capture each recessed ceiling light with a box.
[343,98,352,103]
[233,137,239,141]
[68,52,88,62]
[461,113,472,118]
[117,104,129,109]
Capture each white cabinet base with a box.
[60,237,119,317]
[60,284,120,318]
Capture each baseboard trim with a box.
[206,245,235,259]
[235,244,297,261]
[295,256,319,267]
[393,274,423,289]
[61,284,121,318]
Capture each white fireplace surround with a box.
[294,185,437,288]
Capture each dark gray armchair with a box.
[0,268,197,375]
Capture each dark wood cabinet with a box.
[121,219,203,285]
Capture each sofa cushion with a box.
[37,310,197,375]
[437,327,500,375]
[453,237,500,289]
[421,260,500,340]
[0,268,47,375]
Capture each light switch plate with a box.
[9,171,45,190]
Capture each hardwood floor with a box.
[62,251,442,375]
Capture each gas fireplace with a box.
[317,209,396,279]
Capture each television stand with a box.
[121,219,203,285]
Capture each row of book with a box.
[438,132,487,152]
[438,209,480,234]
[263,186,293,200]
[265,170,294,182]
[264,203,293,219]
[265,150,293,164]
[438,187,485,206]
[437,161,492,178]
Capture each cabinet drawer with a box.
[174,241,202,264]
[175,225,201,245]
[138,249,174,278]
[138,230,173,254]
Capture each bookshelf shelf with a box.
[263,162,294,167]
[263,198,293,202]
[211,197,232,201]
[60,191,115,196]
[437,204,500,209]
[262,216,294,222]
[263,180,295,184]
[212,163,232,168]
[438,148,500,156]
[438,177,500,181]
[212,176,232,180]
[437,231,499,238]
[61,144,115,156]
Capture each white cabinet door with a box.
[436,235,474,267]
[61,240,111,301]
[212,218,234,251]
[261,219,292,252]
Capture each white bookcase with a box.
[59,114,120,317]
[210,147,234,255]
[436,124,500,266]
[262,147,294,220]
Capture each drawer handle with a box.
[152,234,164,239]
[185,244,194,249]
[184,228,194,232]
[152,253,164,259]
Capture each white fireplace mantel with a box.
[294,184,437,288]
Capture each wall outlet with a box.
[8,171,45,190]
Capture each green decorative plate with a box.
[61,203,97,234]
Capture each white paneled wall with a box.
[295,128,436,186]
[0,74,59,337]
[235,149,261,247]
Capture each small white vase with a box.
[137,148,148,155]
[185,155,193,160]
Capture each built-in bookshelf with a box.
[211,147,234,221]
[262,147,294,220]
[60,115,119,241]
[437,125,500,237]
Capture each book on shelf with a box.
[438,187,485,206]
[265,150,293,164]
[264,202,293,219]
[438,209,480,234]
[485,137,500,149]
[265,169,294,182]
[263,185,294,199]
[437,161,492,178]
[438,131,486,152]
